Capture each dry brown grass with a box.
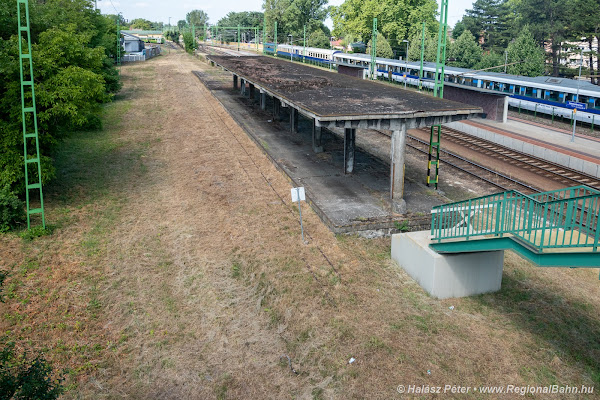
[0,47,598,399]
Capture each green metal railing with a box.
[431,186,600,253]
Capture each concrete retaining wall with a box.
[446,121,600,178]
[443,85,507,122]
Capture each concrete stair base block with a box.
[391,231,504,299]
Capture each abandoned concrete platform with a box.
[205,55,482,214]
[194,69,456,233]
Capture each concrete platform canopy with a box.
[207,55,482,213]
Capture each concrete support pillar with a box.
[249,84,255,102]
[390,125,407,214]
[312,119,323,153]
[290,108,299,133]
[260,91,266,110]
[233,75,238,89]
[240,79,246,96]
[273,97,281,120]
[502,96,509,124]
[344,128,356,174]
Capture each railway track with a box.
[404,134,539,193]
[373,126,600,195]
[423,126,600,190]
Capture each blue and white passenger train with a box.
[263,43,600,124]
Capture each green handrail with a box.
[431,186,599,253]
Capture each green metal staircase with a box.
[430,186,600,268]
[17,0,45,229]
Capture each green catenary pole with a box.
[303,25,306,63]
[263,19,266,53]
[17,0,45,229]
[192,24,195,50]
[433,0,448,98]
[370,18,377,80]
[274,21,278,54]
[429,0,448,188]
[419,22,425,90]
[117,14,121,72]
[237,25,240,51]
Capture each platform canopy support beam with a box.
[233,75,238,89]
[344,128,356,174]
[249,83,255,101]
[391,125,407,214]
[273,97,281,120]
[260,91,266,110]
[312,119,323,153]
[290,108,298,133]
[240,78,246,96]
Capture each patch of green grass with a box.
[231,262,241,278]
[409,314,439,335]
[394,220,410,232]
[311,387,324,400]
[19,225,53,241]
[366,336,392,353]
[330,318,354,341]
[263,307,281,326]
[215,373,233,400]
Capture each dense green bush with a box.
[0,0,121,197]
[182,30,196,52]
[0,185,25,232]
[0,342,63,399]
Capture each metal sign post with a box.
[291,187,306,243]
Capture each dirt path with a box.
[1,48,599,399]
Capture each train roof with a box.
[276,44,339,54]
[334,52,600,96]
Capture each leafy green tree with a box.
[0,0,120,198]
[177,20,187,30]
[514,0,569,76]
[129,18,153,30]
[506,26,545,76]
[448,30,483,68]
[217,11,264,42]
[330,0,438,54]
[476,51,505,72]
[459,0,513,52]
[263,0,328,42]
[568,0,599,84]
[367,31,394,59]
[182,30,196,52]
[452,20,466,39]
[187,10,209,28]
[307,28,330,48]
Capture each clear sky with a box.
[99,0,474,29]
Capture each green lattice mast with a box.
[370,18,377,80]
[433,0,448,98]
[17,0,45,230]
[419,22,425,90]
[427,0,449,189]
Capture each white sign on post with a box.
[291,187,306,243]
[291,187,305,202]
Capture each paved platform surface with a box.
[207,56,481,119]
[193,69,447,233]
[469,118,600,163]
